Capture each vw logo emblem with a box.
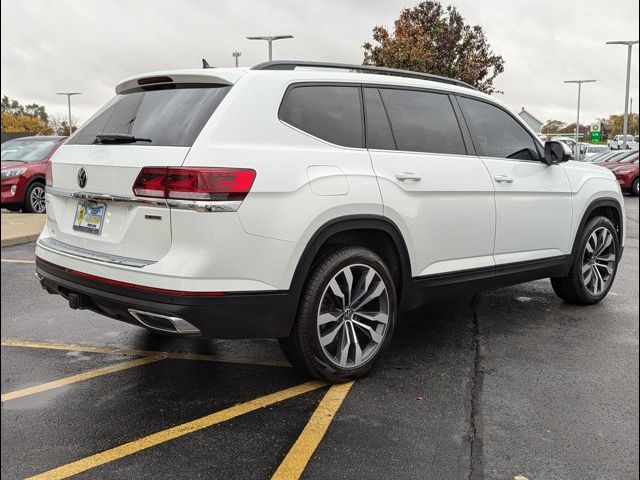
[77,168,87,189]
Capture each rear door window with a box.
[68,85,231,147]
[279,85,363,148]
[378,88,467,155]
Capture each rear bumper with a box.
[35,257,293,338]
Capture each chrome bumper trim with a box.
[45,186,241,212]
[37,237,156,268]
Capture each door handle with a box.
[494,174,514,184]
[395,172,422,182]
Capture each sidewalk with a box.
[1,212,46,247]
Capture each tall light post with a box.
[607,40,639,149]
[564,80,596,159]
[232,50,241,67]
[246,35,293,61]
[55,92,81,136]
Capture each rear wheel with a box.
[551,216,619,304]
[24,182,46,214]
[632,178,639,197]
[280,246,396,382]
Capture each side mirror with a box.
[544,141,571,165]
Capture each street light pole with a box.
[564,80,596,159]
[246,35,294,61]
[55,92,82,136]
[606,40,639,149]
[232,51,241,67]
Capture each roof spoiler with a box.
[115,70,243,94]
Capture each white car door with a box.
[456,95,573,266]
[365,87,496,277]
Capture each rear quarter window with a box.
[278,85,363,148]
[68,85,231,147]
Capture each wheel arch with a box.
[281,215,413,335]
[571,197,624,261]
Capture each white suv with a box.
[35,61,626,382]
[608,134,635,150]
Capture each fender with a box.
[569,197,624,265]
[279,215,413,334]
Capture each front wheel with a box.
[632,178,639,197]
[280,247,397,383]
[551,216,619,304]
[23,182,46,214]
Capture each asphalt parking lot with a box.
[1,196,638,480]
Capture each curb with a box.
[1,234,40,248]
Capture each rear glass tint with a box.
[279,85,363,148]
[68,85,231,147]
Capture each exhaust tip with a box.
[128,309,201,336]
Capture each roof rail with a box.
[251,60,476,90]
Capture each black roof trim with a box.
[251,60,476,90]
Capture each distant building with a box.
[518,108,543,133]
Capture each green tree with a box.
[362,1,505,94]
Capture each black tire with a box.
[632,177,639,197]
[280,246,397,383]
[551,216,619,305]
[23,181,46,214]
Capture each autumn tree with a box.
[602,113,639,137]
[49,114,77,136]
[1,96,53,134]
[362,1,505,94]
[541,120,567,134]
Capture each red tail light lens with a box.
[133,167,256,202]
[45,161,53,186]
[132,167,167,198]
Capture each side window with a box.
[363,88,396,150]
[458,96,540,161]
[279,85,363,148]
[378,88,467,155]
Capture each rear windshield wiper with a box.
[94,134,152,144]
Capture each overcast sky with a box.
[1,0,638,126]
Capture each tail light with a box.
[133,167,256,203]
[45,161,53,186]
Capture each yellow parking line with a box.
[1,258,35,264]
[1,355,164,402]
[271,381,354,480]
[26,381,326,480]
[1,338,291,368]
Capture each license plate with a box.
[73,201,106,235]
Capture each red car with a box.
[1,136,66,213]
[610,158,639,196]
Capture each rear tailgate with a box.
[43,73,236,263]
[46,145,189,262]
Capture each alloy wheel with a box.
[30,185,46,213]
[316,264,390,369]
[581,227,616,295]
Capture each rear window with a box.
[68,85,231,147]
[279,85,363,148]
